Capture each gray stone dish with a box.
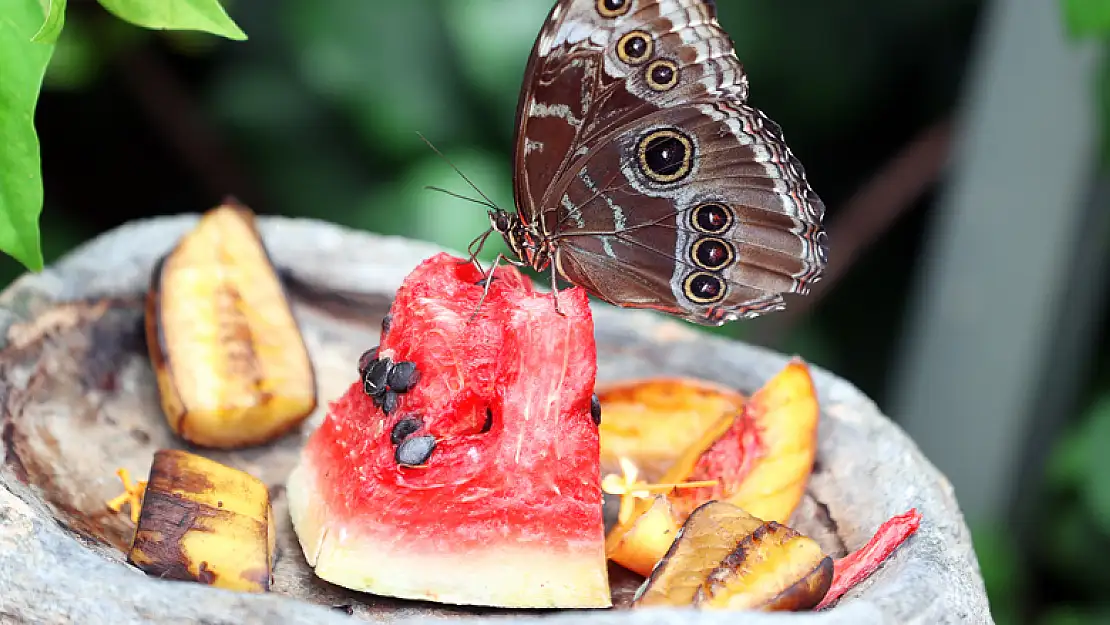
[0,216,991,624]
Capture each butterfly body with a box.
[491,0,828,327]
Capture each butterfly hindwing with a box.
[507,0,828,325]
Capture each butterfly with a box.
[472,0,828,326]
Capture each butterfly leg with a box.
[548,261,566,318]
[467,252,527,324]
[463,227,495,274]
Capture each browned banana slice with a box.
[632,500,832,611]
[125,449,275,593]
[145,202,316,448]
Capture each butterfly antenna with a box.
[416,132,503,213]
[425,186,497,210]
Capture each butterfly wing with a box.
[551,102,827,324]
[511,0,827,326]
[512,0,746,222]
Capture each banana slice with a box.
[145,201,317,449]
[120,449,275,593]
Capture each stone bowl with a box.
[0,216,991,624]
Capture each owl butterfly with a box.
[481,0,829,326]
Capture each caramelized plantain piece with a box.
[633,501,832,612]
[125,449,275,593]
[146,202,317,448]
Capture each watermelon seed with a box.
[390,417,423,445]
[481,407,493,433]
[475,276,496,287]
[381,314,393,337]
[382,391,400,415]
[357,346,379,377]
[591,393,602,425]
[396,435,437,467]
[387,361,420,393]
[364,357,393,397]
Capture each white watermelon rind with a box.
[286,453,612,609]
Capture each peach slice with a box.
[725,360,820,523]
[597,378,745,481]
[671,359,820,524]
[601,360,820,575]
[632,500,832,611]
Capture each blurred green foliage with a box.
[1063,0,1110,37]
[1063,0,1110,164]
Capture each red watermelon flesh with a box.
[286,252,611,608]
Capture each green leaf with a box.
[96,0,247,41]
[1062,0,1110,37]
[31,0,66,44]
[0,0,58,272]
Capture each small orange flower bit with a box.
[106,467,147,524]
[601,456,718,526]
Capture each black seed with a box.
[476,276,496,287]
[390,416,423,445]
[694,203,731,233]
[643,134,687,177]
[371,393,384,409]
[396,435,437,467]
[650,63,674,87]
[365,357,392,396]
[382,391,399,415]
[481,407,493,433]
[387,361,420,393]
[381,314,392,337]
[357,346,379,377]
[590,393,602,426]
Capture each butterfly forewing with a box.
[513,0,747,220]
[509,0,828,326]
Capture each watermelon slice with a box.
[286,253,611,608]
